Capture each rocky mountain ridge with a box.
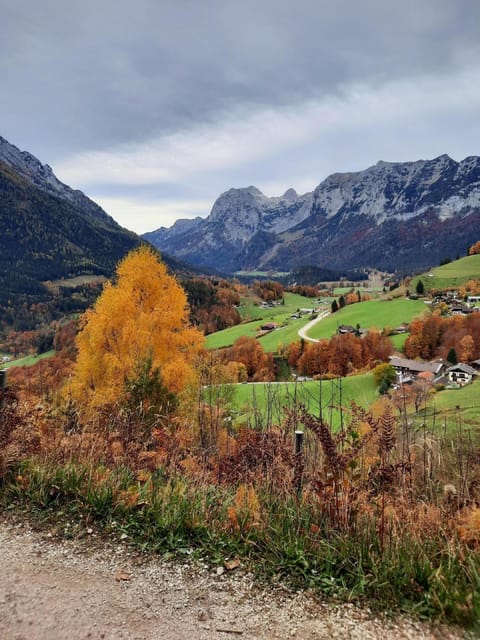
[0,136,119,225]
[145,154,480,273]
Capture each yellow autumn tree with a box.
[67,246,204,408]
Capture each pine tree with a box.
[446,347,458,365]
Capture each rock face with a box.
[145,155,480,273]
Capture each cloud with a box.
[2,1,480,157]
[93,196,212,234]
[57,63,480,189]
[3,2,480,234]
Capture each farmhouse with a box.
[471,359,480,371]
[337,324,356,334]
[260,322,278,331]
[393,323,409,334]
[450,303,472,316]
[445,363,478,387]
[389,356,444,383]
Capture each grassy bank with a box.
[1,459,479,629]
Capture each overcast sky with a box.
[2,0,480,233]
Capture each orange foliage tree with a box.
[468,240,480,255]
[67,246,204,408]
[405,314,480,362]
[221,336,274,381]
[290,330,393,378]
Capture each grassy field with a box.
[2,350,55,369]
[229,375,480,434]
[206,292,323,350]
[307,298,427,340]
[230,373,377,429]
[43,274,106,293]
[414,378,480,430]
[389,332,409,351]
[411,254,480,292]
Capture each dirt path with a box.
[297,311,329,343]
[0,520,469,640]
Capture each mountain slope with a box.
[0,160,141,285]
[0,135,120,225]
[146,155,480,273]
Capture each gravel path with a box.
[0,520,470,640]
[297,311,329,343]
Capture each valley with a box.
[1,136,480,633]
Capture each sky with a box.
[2,0,480,234]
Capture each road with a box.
[297,310,330,342]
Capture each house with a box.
[389,356,445,383]
[393,323,409,334]
[450,304,472,316]
[471,359,480,372]
[260,322,278,331]
[338,324,356,334]
[445,363,478,387]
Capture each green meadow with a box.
[230,373,377,429]
[2,350,55,369]
[414,378,480,430]
[228,375,480,434]
[206,292,323,350]
[307,298,427,340]
[411,254,480,292]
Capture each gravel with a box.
[0,519,471,640]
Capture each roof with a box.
[338,324,355,332]
[446,363,478,376]
[417,371,434,380]
[389,356,444,375]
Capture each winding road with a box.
[297,310,330,343]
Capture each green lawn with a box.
[389,332,409,351]
[307,298,427,340]
[205,320,264,349]
[229,374,480,435]
[2,350,55,369]
[411,254,480,292]
[415,379,480,430]
[230,373,377,429]
[206,292,323,350]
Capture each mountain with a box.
[0,136,145,333]
[145,155,480,274]
[0,135,124,226]
[0,138,142,284]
